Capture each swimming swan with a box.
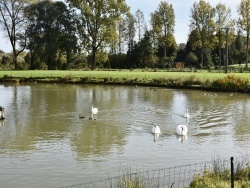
[92,106,98,115]
[152,124,161,134]
[176,125,188,136]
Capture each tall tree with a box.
[125,12,136,68]
[214,2,234,69]
[129,31,156,68]
[0,0,29,69]
[68,0,129,70]
[190,0,215,68]
[135,9,145,41]
[125,12,136,46]
[238,0,250,70]
[151,1,175,59]
[24,0,78,69]
[116,17,126,54]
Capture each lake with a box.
[0,83,250,188]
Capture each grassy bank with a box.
[0,70,250,92]
[1,70,250,80]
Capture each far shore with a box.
[0,70,249,93]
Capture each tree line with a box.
[0,0,249,70]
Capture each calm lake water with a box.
[0,83,250,188]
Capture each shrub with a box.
[212,75,249,91]
[204,79,212,87]
[183,75,202,86]
[60,74,74,82]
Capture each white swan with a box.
[184,109,190,118]
[92,106,98,115]
[152,124,161,134]
[176,124,188,136]
[0,106,6,120]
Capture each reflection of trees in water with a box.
[0,84,78,154]
[0,124,37,153]
[0,85,36,153]
[2,84,250,158]
[233,100,250,149]
[71,122,126,159]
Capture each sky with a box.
[0,0,241,53]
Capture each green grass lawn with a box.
[1,70,250,81]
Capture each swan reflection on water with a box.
[153,133,160,142]
[89,113,97,120]
[177,135,188,143]
[0,120,5,127]
[184,109,190,118]
[152,124,161,142]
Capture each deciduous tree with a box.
[68,0,129,69]
[135,9,145,41]
[151,1,176,60]
[238,0,250,70]
[189,0,215,68]
[214,2,235,68]
[0,0,30,69]
[24,0,78,69]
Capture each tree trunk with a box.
[164,46,167,58]
[218,30,221,69]
[246,31,249,70]
[30,51,34,70]
[12,48,18,70]
[92,46,97,70]
[201,46,204,68]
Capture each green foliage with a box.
[108,53,127,69]
[183,75,202,86]
[189,0,215,68]
[17,61,29,70]
[189,166,250,188]
[24,53,48,70]
[151,1,175,47]
[116,167,150,188]
[68,0,129,69]
[81,77,90,83]
[57,55,67,70]
[24,0,78,70]
[0,54,14,69]
[1,70,250,94]
[189,169,231,188]
[186,52,198,67]
[95,51,109,68]
[204,79,213,87]
[69,58,89,70]
[0,0,28,69]
[144,54,159,68]
[1,55,11,65]
[212,74,249,91]
[60,74,74,82]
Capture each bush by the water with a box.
[212,74,249,91]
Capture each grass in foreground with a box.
[189,157,250,188]
[116,156,250,188]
